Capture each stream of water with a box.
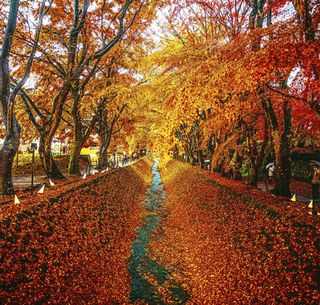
[128,160,189,304]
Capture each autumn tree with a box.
[15,0,91,179]
[94,62,148,168]
[246,0,319,195]
[0,0,52,194]
[67,0,155,175]
[142,0,319,197]
[15,0,151,178]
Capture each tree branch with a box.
[266,83,309,103]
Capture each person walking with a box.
[268,165,274,183]
[311,163,320,216]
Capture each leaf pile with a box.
[0,159,152,304]
[148,161,319,304]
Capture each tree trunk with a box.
[185,144,195,165]
[272,100,292,197]
[248,120,269,187]
[207,133,219,172]
[68,120,96,174]
[68,137,84,175]
[96,95,126,169]
[173,144,179,160]
[198,149,205,169]
[98,144,108,168]
[39,133,65,179]
[98,132,112,168]
[68,84,83,175]
[249,163,259,187]
[210,133,237,173]
[0,118,20,195]
[97,104,112,169]
[68,84,98,175]
[0,148,15,195]
[68,101,86,175]
[0,1,20,195]
[272,131,291,197]
[261,96,292,197]
[245,127,260,186]
[232,152,243,180]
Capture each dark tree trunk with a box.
[272,99,292,197]
[39,133,65,179]
[68,85,84,175]
[262,95,292,197]
[185,144,195,165]
[0,2,20,195]
[207,133,219,172]
[198,149,205,169]
[0,149,15,195]
[97,103,111,169]
[273,154,291,197]
[98,132,112,168]
[293,0,315,41]
[248,0,267,50]
[68,137,84,175]
[248,120,269,187]
[68,100,87,175]
[0,117,20,195]
[96,96,126,169]
[249,163,260,187]
[173,144,179,160]
[68,113,97,174]
[232,153,243,181]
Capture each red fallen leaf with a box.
[0,159,153,304]
[147,161,320,304]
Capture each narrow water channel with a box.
[128,160,189,304]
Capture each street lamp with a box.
[30,143,37,195]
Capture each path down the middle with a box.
[128,160,189,305]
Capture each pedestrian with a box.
[268,165,274,183]
[311,163,320,215]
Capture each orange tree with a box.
[67,0,162,174]
[15,0,158,178]
[0,0,52,194]
[144,0,319,197]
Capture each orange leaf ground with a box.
[145,161,319,304]
[1,159,319,304]
[0,159,152,304]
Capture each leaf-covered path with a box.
[138,160,319,304]
[0,160,152,304]
[1,159,319,304]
